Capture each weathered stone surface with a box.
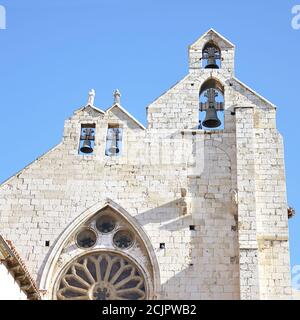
[0,29,291,300]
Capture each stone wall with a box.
[0,29,292,300]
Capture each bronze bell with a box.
[201,88,222,128]
[80,128,94,154]
[202,106,221,128]
[80,139,93,154]
[108,145,120,155]
[205,61,219,69]
[107,128,120,155]
[203,46,220,69]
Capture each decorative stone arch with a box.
[202,138,234,174]
[213,137,236,169]
[209,137,236,168]
[186,135,235,184]
[40,198,160,300]
[199,77,224,96]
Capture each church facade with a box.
[0,29,292,300]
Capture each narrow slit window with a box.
[79,124,95,155]
[105,125,123,157]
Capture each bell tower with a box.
[146,29,292,299]
[0,29,292,300]
[189,28,235,77]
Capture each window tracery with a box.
[57,252,146,300]
[55,207,150,300]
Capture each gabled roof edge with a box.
[74,104,105,115]
[0,235,41,300]
[147,74,190,107]
[0,143,63,187]
[190,28,235,48]
[233,77,276,109]
[106,103,146,130]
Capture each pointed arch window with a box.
[53,205,155,300]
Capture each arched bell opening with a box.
[202,42,221,69]
[199,79,225,130]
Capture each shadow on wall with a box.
[132,135,240,299]
[36,132,240,300]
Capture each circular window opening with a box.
[76,229,97,249]
[113,230,134,249]
[96,215,116,234]
[56,252,147,300]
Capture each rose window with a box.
[56,252,146,300]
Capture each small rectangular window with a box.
[160,243,166,249]
[79,124,95,155]
[105,125,123,156]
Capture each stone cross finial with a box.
[87,89,96,106]
[113,89,121,104]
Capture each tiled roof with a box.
[0,235,41,300]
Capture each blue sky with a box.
[0,1,299,281]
